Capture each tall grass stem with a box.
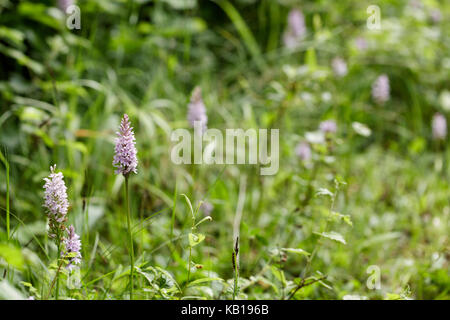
[0,149,10,240]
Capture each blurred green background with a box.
[0,0,449,299]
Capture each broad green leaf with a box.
[315,231,346,244]
[316,188,333,197]
[188,233,205,247]
[281,248,310,256]
[0,243,25,270]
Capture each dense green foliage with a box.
[0,0,449,300]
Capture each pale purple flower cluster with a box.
[58,0,73,12]
[43,165,83,269]
[372,74,390,105]
[295,142,311,161]
[332,57,348,77]
[283,9,306,49]
[63,225,82,271]
[187,87,208,134]
[319,120,337,134]
[432,113,447,140]
[113,114,138,176]
[43,165,69,236]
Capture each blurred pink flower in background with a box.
[332,57,348,77]
[283,9,306,49]
[200,201,214,216]
[372,74,390,105]
[432,113,447,140]
[319,120,337,134]
[355,37,368,51]
[188,86,208,134]
[58,0,74,12]
[295,141,312,161]
[430,9,442,23]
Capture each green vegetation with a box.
[0,0,448,300]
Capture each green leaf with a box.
[329,211,353,226]
[281,248,310,256]
[161,0,197,10]
[385,293,402,300]
[181,194,195,220]
[315,188,333,197]
[315,231,346,244]
[270,265,286,287]
[305,48,317,71]
[20,281,38,296]
[0,281,26,300]
[0,43,44,74]
[0,27,25,47]
[154,267,182,292]
[318,280,333,290]
[215,0,265,70]
[187,277,224,287]
[0,243,25,270]
[188,233,205,247]
[357,232,402,251]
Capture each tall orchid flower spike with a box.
[43,164,69,238]
[113,114,138,177]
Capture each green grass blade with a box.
[214,0,265,69]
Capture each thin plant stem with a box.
[125,177,134,299]
[287,275,328,299]
[232,237,239,300]
[186,198,196,289]
[0,150,9,240]
[232,252,239,300]
[170,179,178,241]
[233,264,238,299]
[83,195,90,262]
[187,246,192,286]
[5,161,9,241]
[55,232,61,300]
[279,246,285,300]
[47,252,65,300]
[287,183,338,300]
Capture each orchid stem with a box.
[125,177,134,299]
